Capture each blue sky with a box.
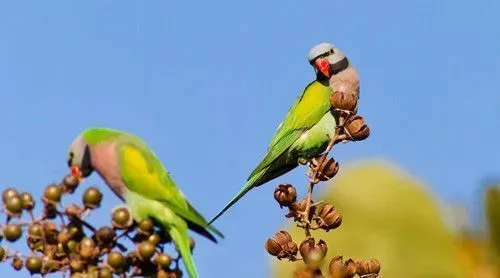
[0,1,499,277]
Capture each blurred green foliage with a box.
[271,160,498,278]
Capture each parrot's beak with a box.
[315,58,331,78]
[70,166,84,182]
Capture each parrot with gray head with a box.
[209,42,360,224]
[67,127,224,278]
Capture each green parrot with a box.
[209,42,360,224]
[67,127,224,278]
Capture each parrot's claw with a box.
[298,157,309,165]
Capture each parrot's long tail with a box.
[169,226,198,278]
[208,170,265,225]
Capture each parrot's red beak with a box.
[70,166,84,182]
[315,58,331,78]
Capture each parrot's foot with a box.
[298,157,309,165]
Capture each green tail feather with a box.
[208,170,265,225]
[169,227,198,278]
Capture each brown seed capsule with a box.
[25,256,43,274]
[155,253,172,269]
[107,251,126,272]
[70,259,85,273]
[0,247,6,261]
[138,218,155,235]
[274,184,297,208]
[19,192,35,210]
[61,174,80,193]
[317,204,342,231]
[265,230,298,259]
[11,255,23,271]
[65,204,82,219]
[299,238,328,269]
[356,259,380,276]
[344,115,370,141]
[83,187,103,209]
[98,267,113,278]
[329,91,358,112]
[310,157,340,182]
[137,241,156,261]
[80,237,96,260]
[112,206,133,229]
[43,202,57,219]
[329,256,356,278]
[42,221,59,244]
[95,226,115,246]
[5,196,22,216]
[294,268,324,278]
[28,223,43,239]
[4,224,22,242]
[147,233,161,246]
[2,188,19,203]
[43,184,62,203]
[66,240,79,253]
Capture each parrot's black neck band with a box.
[330,56,349,75]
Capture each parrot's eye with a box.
[329,49,334,54]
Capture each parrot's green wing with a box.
[117,140,224,241]
[248,80,332,179]
[209,81,333,225]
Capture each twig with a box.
[301,112,348,236]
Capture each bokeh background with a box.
[1,1,499,277]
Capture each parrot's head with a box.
[307,42,349,80]
[67,134,94,181]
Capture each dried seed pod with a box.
[329,91,358,112]
[43,202,57,219]
[265,230,298,259]
[65,204,82,220]
[329,256,356,278]
[299,238,328,269]
[70,259,85,273]
[61,174,80,193]
[344,115,370,141]
[294,268,324,278]
[25,256,43,274]
[147,233,161,246]
[28,223,43,239]
[79,237,96,260]
[95,226,115,246]
[310,157,340,182]
[356,259,381,276]
[67,222,85,241]
[0,247,6,261]
[137,241,156,261]
[4,224,22,242]
[4,196,22,216]
[98,267,113,278]
[42,221,59,244]
[111,206,133,230]
[19,192,35,210]
[274,184,297,208]
[66,240,79,253]
[43,184,62,204]
[107,251,126,272]
[155,253,172,269]
[2,188,19,203]
[83,187,103,209]
[317,204,342,231]
[138,218,155,235]
[11,255,23,271]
